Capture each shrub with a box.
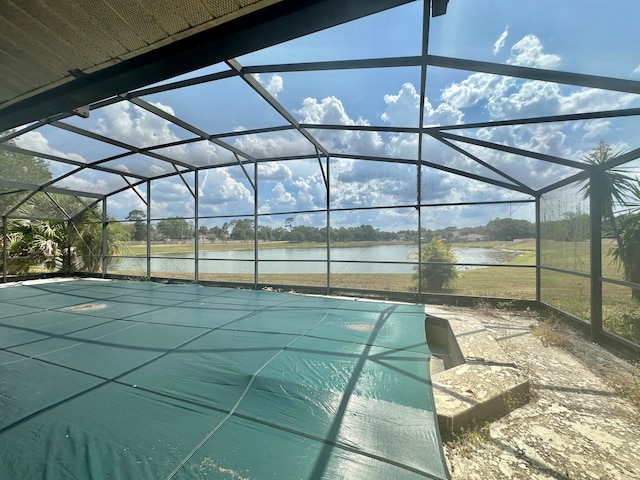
[410,238,459,292]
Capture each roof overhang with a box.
[0,0,413,132]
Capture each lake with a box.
[112,244,521,274]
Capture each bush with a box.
[410,238,459,292]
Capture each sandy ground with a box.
[440,307,640,480]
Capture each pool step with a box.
[428,308,530,439]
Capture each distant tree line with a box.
[119,211,604,245]
[540,212,590,242]
[121,213,544,244]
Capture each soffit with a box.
[0,0,413,132]
[1,0,275,109]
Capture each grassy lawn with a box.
[449,241,537,298]
[451,239,536,252]
[454,265,537,299]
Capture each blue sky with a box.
[11,0,640,231]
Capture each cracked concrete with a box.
[431,310,530,437]
[431,305,640,480]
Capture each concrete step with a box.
[428,307,530,439]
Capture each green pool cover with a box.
[0,279,450,479]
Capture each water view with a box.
[112,244,521,274]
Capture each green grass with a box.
[451,239,536,252]
[453,265,537,299]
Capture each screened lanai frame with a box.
[2,0,640,356]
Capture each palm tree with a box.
[3,199,130,276]
[580,140,639,301]
[608,185,640,301]
[69,207,129,272]
[4,218,67,274]
[410,238,460,293]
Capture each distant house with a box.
[464,233,485,242]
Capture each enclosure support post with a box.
[102,197,108,279]
[417,166,422,304]
[194,170,199,284]
[326,155,331,295]
[254,160,259,290]
[589,170,603,341]
[416,2,430,304]
[2,216,7,283]
[535,195,541,302]
[67,219,73,275]
[146,180,151,279]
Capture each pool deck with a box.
[434,305,640,480]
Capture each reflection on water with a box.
[113,244,521,274]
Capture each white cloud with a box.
[96,101,184,148]
[258,162,292,181]
[292,173,326,210]
[298,95,359,125]
[382,83,420,126]
[297,96,384,155]
[441,72,513,111]
[272,182,296,205]
[198,168,253,215]
[558,88,636,114]
[441,66,563,121]
[462,139,577,190]
[382,83,464,127]
[295,93,421,160]
[330,159,417,209]
[258,160,328,214]
[51,30,638,225]
[90,101,237,174]
[258,182,296,214]
[424,98,465,127]
[387,133,419,159]
[266,74,284,97]
[423,169,514,206]
[254,73,284,97]
[232,131,316,158]
[507,35,561,69]
[147,178,195,217]
[151,102,176,116]
[633,65,640,77]
[14,131,86,163]
[51,170,126,195]
[486,79,562,119]
[439,32,639,172]
[155,140,234,168]
[493,26,509,55]
[111,157,174,177]
[575,119,612,140]
[106,189,146,218]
